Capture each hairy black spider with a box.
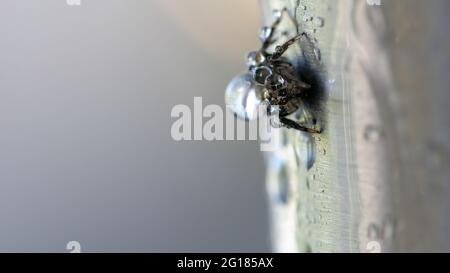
[225,9,321,134]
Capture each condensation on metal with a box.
[262,0,450,253]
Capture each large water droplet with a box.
[225,73,265,120]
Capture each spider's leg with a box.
[284,87,305,100]
[277,67,311,89]
[261,8,292,51]
[280,116,321,134]
[272,32,308,59]
[261,17,282,50]
[271,59,293,69]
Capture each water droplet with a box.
[296,201,302,216]
[272,9,282,20]
[314,48,321,61]
[259,26,272,42]
[364,125,383,142]
[313,17,325,27]
[424,141,449,173]
[306,178,311,190]
[276,166,289,204]
[225,73,265,120]
[367,223,381,240]
[281,130,289,146]
[303,243,312,253]
[317,241,323,248]
[306,28,315,35]
[294,135,316,170]
[383,219,396,240]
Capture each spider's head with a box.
[246,51,276,86]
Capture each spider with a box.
[225,9,321,134]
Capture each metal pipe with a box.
[263,0,450,253]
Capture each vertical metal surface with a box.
[263,0,450,252]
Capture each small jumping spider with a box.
[225,9,321,134]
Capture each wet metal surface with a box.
[262,0,450,252]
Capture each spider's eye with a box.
[246,51,266,68]
[267,74,286,89]
[252,66,273,85]
[225,72,265,120]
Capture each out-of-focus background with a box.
[0,0,270,252]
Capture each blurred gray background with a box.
[0,0,270,252]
